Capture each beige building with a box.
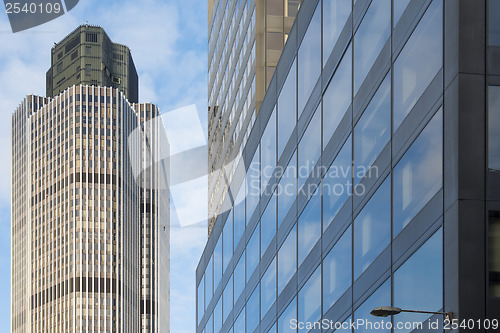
[12,25,169,333]
[207,0,302,234]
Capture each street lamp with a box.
[370,306,454,321]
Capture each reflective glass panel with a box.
[354,177,391,279]
[353,279,391,333]
[278,60,297,158]
[278,225,297,293]
[323,0,351,66]
[394,229,443,333]
[223,215,233,272]
[298,188,321,266]
[197,276,204,324]
[394,0,411,27]
[246,147,260,224]
[246,285,260,333]
[223,275,234,322]
[394,109,443,236]
[267,323,277,333]
[205,256,213,307]
[246,227,260,282]
[206,313,213,333]
[214,296,222,333]
[323,226,352,312]
[394,0,443,130]
[323,44,352,148]
[234,308,245,333]
[489,212,500,297]
[354,0,390,93]
[488,85,500,170]
[298,5,321,115]
[298,104,321,190]
[298,267,322,332]
[323,136,352,231]
[234,252,245,303]
[261,193,277,258]
[354,73,390,185]
[214,236,223,290]
[278,151,297,225]
[262,110,277,194]
[278,297,297,333]
[489,0,500,45]
[234,185,246,250]
[261,258,277,319]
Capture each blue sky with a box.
[0,1,209,332]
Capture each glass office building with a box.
[207,0,302,234]
[198,0,500,332]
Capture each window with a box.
[298,105,321,190]
[286,0,301,17]
[234,185,245,250]
[354,279,391,333]
[214,236,223,289]
[278,60,297,158]
[246,285,260,333]
[278,225,297,293]
[323,226,352,312]
[278,151,297,225]
[205,313,213,333]
[86,32,98,43]
[205,256,213,306]
[394,109,443,236]
[323,0,351,66]
[223,214,233,272]
[246,227,260,282]
[394,0,411,27]
[234,308,245,333]
[298,188,321,266]
[354,73,390,185]
[246,148,260,224]
[489,212,500,297]
[86,46,91,55]
[298,267,321,328]
[489,0,500,45]
[354,177,391,279]
[323,44,352,148]
[394,229,443,332]
[394,0,443,130]
[261,193,276,258]
[223,275,233,322]
[261,258,276,319]
[488,85,500,170]
[323,136,352,231]
[298,5,321,115]
[234,252,245,302]
[214,296,222,332]
[354,0,391,93]
[57,62,63,73]
[278,297,297,333]
[197,276,204,324]
[85,64,91,76]
[262,110,277,194]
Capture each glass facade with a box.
[194,0,493,332]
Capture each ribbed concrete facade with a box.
[11,85,169,332]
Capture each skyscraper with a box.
[46,25,139,103]
[207,0,302,234]
[197,0,500,332]
[11,25,169,333]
